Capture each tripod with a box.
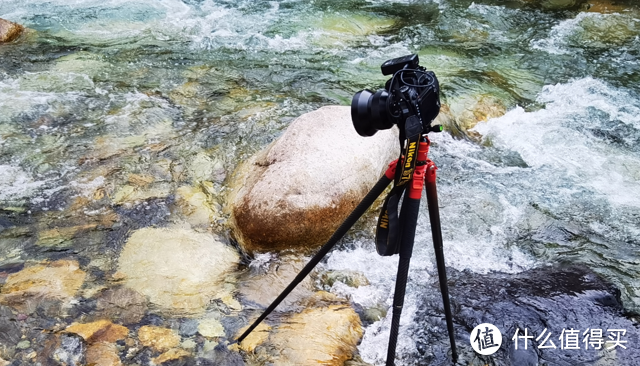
[236,135,458,365]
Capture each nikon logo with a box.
[380,211,389,229]
[404,142,417,169]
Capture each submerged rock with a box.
[238,256,315,310]
[235,322,271,353]
[95,286,148,325]
[407,265,640,365]
[0,260,86,314]
[52,334,85,366]
[174,184,220,229]
[0,305,21,345]
[198,317,226,338]
[260,305,363,366]
[64,320,129,344]
[437,95,507,140]
[321,270,370,289]
[583,0,630,13]
[153,348,191,364]
[521,0,587,10]
[117,228,240,316]
[228,106,397,253]
[568,13,640,49]
[0,19,23,43]
[86,342,122,366]
[311,13,397,47]
[137,325,181,352]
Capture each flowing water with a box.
[1,0,639,365]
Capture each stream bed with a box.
[1,0,639,365]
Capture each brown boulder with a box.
[228,106,397,253]
[0,19,23,43]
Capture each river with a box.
[0,0,639,365]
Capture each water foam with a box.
[474,77,640,208]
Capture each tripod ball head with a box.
[351,54,441,137]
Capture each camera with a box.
[351,54,441,137]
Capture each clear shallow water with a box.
[1,0,640,364]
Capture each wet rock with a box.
[311,13,396,47]
[440,95,507,140]
[568,13,640,49]
[0,305,21,345]
[360,305,387,325]
[521,0,587,10]
[345,355,374,366]
[117,228,240,316]
[153,348,191,364]
[228,106,398,253]
[112,183,172,205]
[238,256,315,310]
[0,19,23,43]
[201,343,244,366]
[169,81,213,113]
[86,342,122,366]
[179,319,199,337]
[137,326,181,352]
[181,339,197,351]
[16,340,30,350]
[0,260,86,314]
[52,334,85,366]
[409,265,640,365]
[187,152,225,183]
[64,320,129,344]
[583,0,629,13]
[321,270,370,289]
[95,286,148,325]
[262,305,363,366]
[235,322,271,353]
[36,224,97,248]
[197,318,225,338]
[174,185,218,228]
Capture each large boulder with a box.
[228,105,397,253]
[0,19,23,43]
[387,265,640,365]
[117,228,240,316]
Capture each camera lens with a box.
[351,89,394,137]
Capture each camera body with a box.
[351,54,440,137]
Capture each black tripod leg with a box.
[425,166,458,363]
[386,196,421,366]
[236,173,393,344]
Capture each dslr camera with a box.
[351,54,441,137]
